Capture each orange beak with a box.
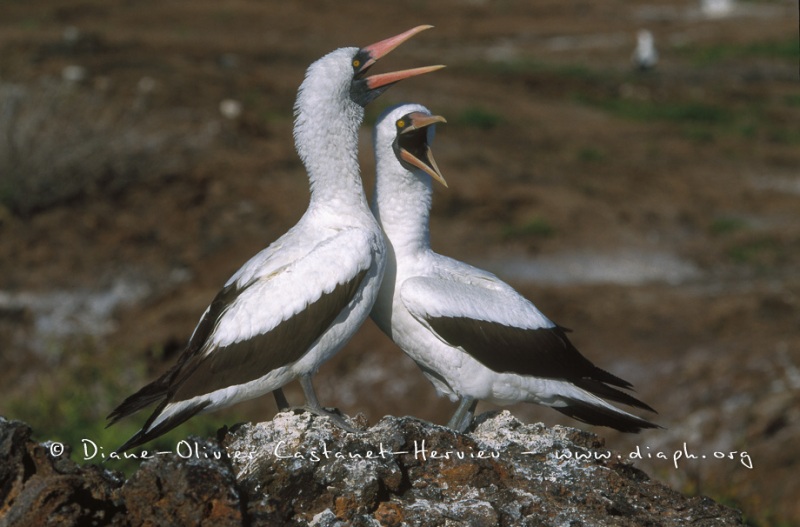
[350,26,444,106]
[398,112,448,187]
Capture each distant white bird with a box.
[370,103,659,433]
[632,29,658,71]
[108,27,443,452]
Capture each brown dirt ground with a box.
[1,1,798,524]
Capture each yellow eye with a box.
[397,119,406,128]
[353,59,361,68]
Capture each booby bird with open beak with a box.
[370,103,659,433]
[107,27,443,453]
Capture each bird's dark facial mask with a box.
[347,26,444,107]
[393,112,447,187]
[349,49,384,106]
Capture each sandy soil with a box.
[1,0,798,524]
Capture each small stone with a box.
[220,99,243,120]
[61,65,87,83]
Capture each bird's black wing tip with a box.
[555,398,661,434]
[111,400,210,455]
[575,378,658,414]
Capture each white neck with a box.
[293,48,369,215]
[371,156,433,256]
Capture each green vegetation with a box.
[726,236,781,266]
[764,126,800,145]
[576,147,606,162]
[5,339,240,476]
[19,17,41,30]
[574,93,800,145]
[575,96,732,125]
[456,106,505,130]
[678,36,800,66]
[462,44,800,149]
[573,94,739,144]
[502,216,556,239]
[710,216,749,236]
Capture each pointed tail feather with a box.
[555,397,661,433]
[112,400,210,454]
[106,357,193,427]
[106,380,170,427]
[574,378,657,413]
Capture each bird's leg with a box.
[291,374,359,433]
[299,374,322,409]
[272,388,290,411]
[447,397,478,432]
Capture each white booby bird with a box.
[370,103,659,433]
[107,27,443,452]
[632,29,658,71]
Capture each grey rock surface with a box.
[0,412,744,526]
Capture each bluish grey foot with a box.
[289,374,360,433]
[447,397,478,432]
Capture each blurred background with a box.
[1,0,798,524]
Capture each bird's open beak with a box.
[351,26,444,104]
[365,64,445,91]
[399,112,448,187]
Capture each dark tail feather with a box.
[106,358,191,426]
[555,398,661,433]
[106,380,170,427]
[112,400,210,454]
[575,378,657,413]
[556,327,636,391]
[585,365,634,390]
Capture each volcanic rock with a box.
[0,412,744,526]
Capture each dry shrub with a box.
[0,78,219,215]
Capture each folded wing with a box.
[401,275,656,415]
[107,228,376,450]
